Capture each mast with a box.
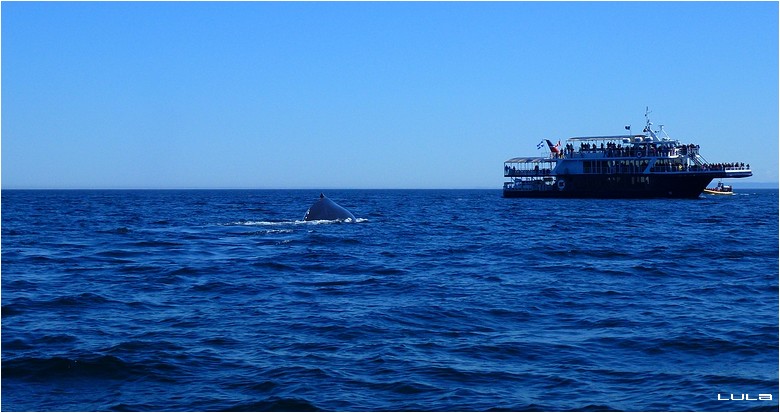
[643,106,658,141]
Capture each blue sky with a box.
[3,1,777,189]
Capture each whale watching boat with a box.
[703,181,734,195]
[503,109,752,198]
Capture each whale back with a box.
[304,195,356,221]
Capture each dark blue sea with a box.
[2,189,778,412]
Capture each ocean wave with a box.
[46,292,116,307]
[3,355,138,381]
[252,261,297,271]
[655,334,771,356]
[109,402,159,411]
[97,227,132,234]
[189,280,241,293]
[130,240,183,248]
[370,380,443,395]
[3,339,34,350]
[104,339,185,354]
[2,303,25,317]
[225,397,320,412]
[226,218,368,226]
[95,249,143,259]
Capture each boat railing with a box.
[701,164,750,172]
[504,179,556,191]
[564,147,677,159]
[649,164,751,173]
[504,168,553,177]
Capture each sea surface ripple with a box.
[2,189,778,411]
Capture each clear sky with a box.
[2,1,777,189]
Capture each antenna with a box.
[643,107,658,140]
[658,124,670,139]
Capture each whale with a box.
[303,193,356,222]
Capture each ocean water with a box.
[2,189,778,412]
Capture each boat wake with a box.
[228,218,368,226]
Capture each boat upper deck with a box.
[561,140,699,159]
[503,140,703,164]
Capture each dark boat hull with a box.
[503,174,715,199]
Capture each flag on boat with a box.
[545,139,561,154]
[537,140,545,149]
[625,125,631,130]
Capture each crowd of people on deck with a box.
[700,162,749,171]
[504,165,552,176]
[564,141,696,159]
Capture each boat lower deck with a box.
[503,173,715,199]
